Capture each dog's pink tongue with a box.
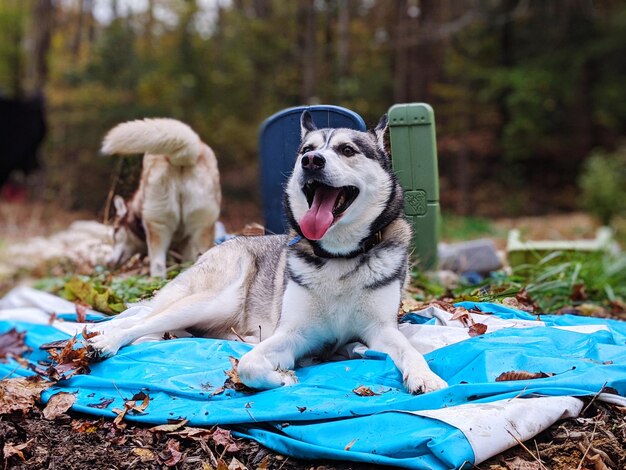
[300,187,341,240]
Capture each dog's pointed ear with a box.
[374,114,389,153]
[113,195,128,218]
[300,111,317,139]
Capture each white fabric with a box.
[411,396,584,464]
[399,305,608,355]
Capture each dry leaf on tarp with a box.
[86,397,114,409]
[43,391,76,420]
[75,302,89,323]
[450,306,472,326]
[469,322,488,337]
[112,391,150,425]
[496,370,555,382]
[344,438,357,451]
[352,385,379,396]
[0,328,30,361]
[223,357,254,392]
[0,375,51,415]
[40,335,96,380]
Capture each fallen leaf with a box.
[571,283,588,301]
[130,391,150,413]
[75,303,88,323]
[132,447,156,463]
[223,357,254,392]
[496,370,555,382]
[0,375,51,415]
[515,289,537,312]
[227,457,247,470]
[344,438,357,451]
[112,391,150,425]
[150,419,189,433]
[87,397,115,409]
[43,392,76,420]
[297,406,307,413]
[212,427,240,453]
[577,303,610,318]
[504,456,542,470]
[400,298,423,313]
[352,385,379,396]
[41,335,95,380]
[468,323,488,337]
[0,328,30,361]
[168,427,212,440]
[450,306,472,327]
[3,439,33,461]
[71,419,100,433]
[157,438,184,467]
[257,456,271,470]
[82,326,99,340]
[63,276,126,314]
[501,297,535,313]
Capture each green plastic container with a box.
[388,103,440,270]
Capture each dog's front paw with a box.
[404,370,448,395]
[86,328,126,358]
[237,353,298,390]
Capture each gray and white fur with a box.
[88,112,447,394]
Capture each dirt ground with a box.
[1,201,625,469]
[0,396,624,470]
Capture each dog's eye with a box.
[301,145,314,154]
[341,145,356,157]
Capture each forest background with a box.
[1,0,625,231]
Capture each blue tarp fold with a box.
[1,302,625,469]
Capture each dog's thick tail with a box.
[101,118,202,166]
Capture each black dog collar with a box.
[289,231,383,259]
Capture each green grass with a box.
[411,249,626,314]
[440,213,502,242]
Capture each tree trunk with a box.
[301,0,316,103]
[70,0,84,58]
[393,0,408,103]
[29,0,54,94]
[336,0,350,99]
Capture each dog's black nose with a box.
[301,153,325,171]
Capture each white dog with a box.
[102,118,221,277]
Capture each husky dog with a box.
[89,112,447,394]
[102,118,221,277]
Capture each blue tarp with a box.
[1,302,625,469]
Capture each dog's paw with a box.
[403,370,448,395]
[277,368,298,386]
[85,329,126,358]
[237,353,298,390]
